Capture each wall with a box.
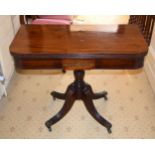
[144,24,155,94]
[0,15,20,98]
[11,15,20,34]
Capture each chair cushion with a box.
[32,19,71,25]
[38,15,72,21]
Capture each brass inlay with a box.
[63,59,95,70]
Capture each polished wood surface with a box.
[9,24,148,133]
[10,24,147,57]
[10,24,148,70]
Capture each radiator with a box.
[0,64,7,98]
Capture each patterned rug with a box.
[0,69,155,138]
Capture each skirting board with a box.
[144,45,155,94]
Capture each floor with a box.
[0,69,155,138]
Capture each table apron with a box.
[14,57,144,70]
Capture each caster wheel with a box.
[45,122,52,132]
[51,92,56,100]
[107,128,112,134]
[104,95,108,101]
[103,91,108,101]
[48,127,52,132]
[52,96,56,101]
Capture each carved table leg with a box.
[45,88,75,131]
[92,91,108,100]
[45,70,112,133]
[51,91,66,100]
[82,86,112,133]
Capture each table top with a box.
[10,24,148,59]
[10,24,148,70]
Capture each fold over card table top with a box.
[10,24,148,70]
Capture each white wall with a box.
[11,15,20,34]
[0,15,20,97]
[144,24,155,94]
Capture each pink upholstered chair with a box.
[31,15,72,25]
[38,15,72,21]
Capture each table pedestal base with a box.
[45,70,112,133]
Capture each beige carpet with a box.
[0,69,155,138]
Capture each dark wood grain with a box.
[46,70,112,133]
[10,24,148,70]
[14,57,144,70]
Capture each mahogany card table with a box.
[10,25,148,133]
